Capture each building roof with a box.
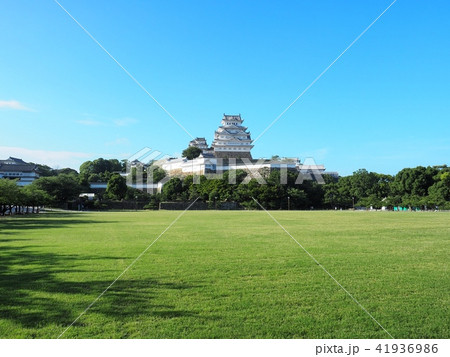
[223,113,241,119]
[189,137,208,147]
[0,163,37,173]
[0,157,28,165]
[0,157,38,173]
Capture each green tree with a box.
[223,169,248,185]
[162,178,184,201]
[181,146,202,160]
[144,193,162,210]
[391,166,437,197]
[125,186,151,201]
[427,171,450,209]
[183,175,206,200]
[22,184,50,213]
[349,169,378,200]
[0,179,20,215]
[329,169,391,208]
[322,174,343,208]
[287,187,309,209]
[147,166,166,183]
[34,174,82,204]
[55,168,78,176]
[106,174,128,200]
[34,164,56,177]
[79,158,122,185]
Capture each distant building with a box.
[189,137,209,150]
[157,113,330,178]
[0,157,39,186]
[160,155,218,176]
[160,156,326,178]
[211,114,254,159]
[126,113,334,186]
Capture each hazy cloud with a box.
[0,146,91,170]
[76,119,104,126]
[105,138,130,146]
[114,117,138,127]
[298,148,328,162]
[0,100,34,111]
[76,117,137,127]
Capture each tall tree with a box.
[22,184,50,213]
[162,178,184,201]
[79,158,123,184]
[34,164,56,177]
[182,147,202,160]
[391,166,437,197]
[106,174,128,200]
[33,174,82,203]
[0,179,20,215]
[427,171,450,208]
[147,166,166,183]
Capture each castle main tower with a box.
[211,114,254,159]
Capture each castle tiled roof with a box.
[0,157,37,173]
[0,163,37,173]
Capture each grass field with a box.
[0,210,448,339]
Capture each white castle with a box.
[188,114,253,159]
[211,114,253,159]
[158,114,330,178]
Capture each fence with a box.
[159,201,241,210]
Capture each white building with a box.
[158,113,330,178]
[211,114,254,159]
[160,155,217,176]
[189,137,209,150]
[0,157,39,186]
[131,113,335,186]
[160,156,327,178]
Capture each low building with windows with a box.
[0,157,39,186]
[160,155,326,178]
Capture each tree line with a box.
[158,166,449,210]
[0,159,148,214]
[0,158,449,215]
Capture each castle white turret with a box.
[189,137,208,150]
[211,114,254,159]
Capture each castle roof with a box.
[0,164,37,173]
[0,157,28,165]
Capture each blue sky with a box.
[0,0,449,175]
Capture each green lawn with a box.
[0,210,448,338]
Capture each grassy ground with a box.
[0,210,448,339]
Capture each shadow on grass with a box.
[0,234,202,336]
[0,213,114,234]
